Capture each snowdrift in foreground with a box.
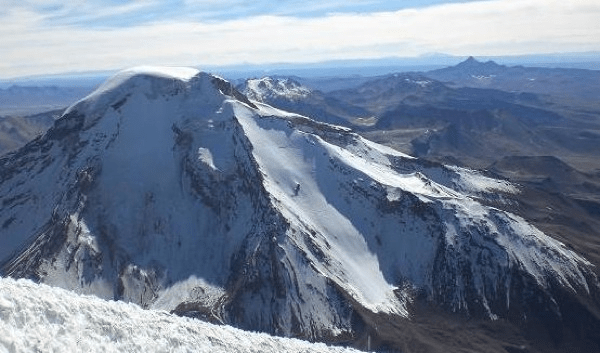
[0,277,359,353]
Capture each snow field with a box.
[0,277,362,353]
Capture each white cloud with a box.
[1,0,599,78]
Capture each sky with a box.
[1,0,599,78]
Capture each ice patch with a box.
[449,165,518,194]
[198,147,218,171]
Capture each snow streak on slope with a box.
[0,277,360,353]
[235,102,596,317]
[235,104,403,314]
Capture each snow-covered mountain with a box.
[1,66,598,351]
[239,77,364,127]
[0,277,359,353]
[242,77,311,102]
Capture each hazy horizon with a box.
[2,52,600,86]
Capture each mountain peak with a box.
[458,56,503,69]
[87,66,201,100]
[61,66,255,131]
[241,76,311,102]
[109,66,200,82]
[456,56,487,67]
[428,56,506,78]
[465,55,478,63]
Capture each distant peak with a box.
[242,76,310,102]
[452,56,504,72]
[457,56,481,67]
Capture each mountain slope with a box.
[1,67,599,351]
[0,110,59,155]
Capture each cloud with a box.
[1,0,599,78]
[3,0,169,27]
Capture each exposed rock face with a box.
[1,67,599,351]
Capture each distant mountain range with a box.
[236,58,600,171]
[427,56,600,101]
[0,85,96,116]
[208,52,600,79]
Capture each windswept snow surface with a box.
[0,277,360,353]
[89,66,200,99]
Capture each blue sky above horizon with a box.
[15,0,486,25]
[1,0,599,78]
